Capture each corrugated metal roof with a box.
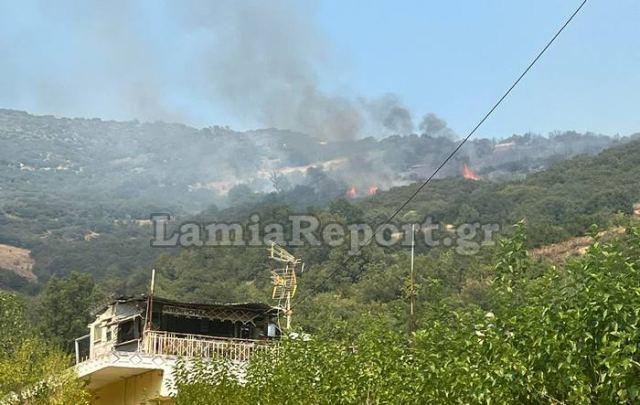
[96,295,277,315]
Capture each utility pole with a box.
[409,224,417,336]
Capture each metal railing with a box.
[142,330,272,362]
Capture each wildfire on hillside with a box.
[463,164,480,181]
[346,186,357,198]
[368,185,378,195]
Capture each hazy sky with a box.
[0,0,638,138]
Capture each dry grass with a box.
[530,227,625,265]
[0,243,37,282]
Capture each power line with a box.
[287,0,589,316]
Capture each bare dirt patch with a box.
[530,227,625,265]
[0,244,37,282]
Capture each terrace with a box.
[74,296,280,399]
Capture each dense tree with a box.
[0,292,89,404]
[36,272,101,351]
[173,224,640,404]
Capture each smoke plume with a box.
[419,113,456,139]
[181,1,365,140]
[0,1,376,140]
[362,94,414,135]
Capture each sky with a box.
[0,0,638,139]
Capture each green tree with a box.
[0,292,89,404]
[37,272,101,351]
[172,225,640,404]
[0,293,29,355]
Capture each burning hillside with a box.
[0,109,631,212]
[463,164,481,181]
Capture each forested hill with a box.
[359,137,640,247]
[133,138,640,309]
[0,108,632,213]
[2,125,640,398]
[0,108,638,297]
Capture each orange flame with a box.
[347,186,357,198]
[368,185,378,195]
[463,164,480,181]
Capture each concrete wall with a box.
[90,370,174,405]
[90,301,144,358]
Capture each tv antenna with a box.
[268,242,303,329]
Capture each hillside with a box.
[0,109,638,294]
[122,138,640,315]
[0,244,36,291]
[359,138,640,246]
[0,108,629,212]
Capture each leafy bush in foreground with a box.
[174,224,640,404]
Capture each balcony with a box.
[75,331,274,395]
[141,330,273,362]
[73,297,279,400]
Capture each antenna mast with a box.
[145,269,156,331]
[268,243,301,329]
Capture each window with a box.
[117,318,139,343]
[92,324,102,342]
[199,318,209,333]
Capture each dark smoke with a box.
[383,107,413,134]
[419,113,456,139]
[362,94,414,135]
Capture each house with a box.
[74,296,280,404]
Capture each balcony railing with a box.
[142,330,272,362]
